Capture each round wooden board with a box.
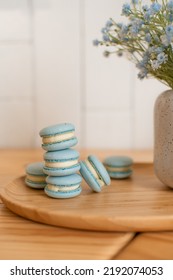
[1,163,173,232]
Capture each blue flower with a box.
[144,10,152,21]
[129,18,143,36]
[138,69,148,79]
[148,46,156,54]
[130,23,139,35]
[166,25,173,37]
[106,20,113,28]
[151,60,160,70]
[167,1,173,11]
[155,47,164,54]
[133,19,144,28]
[150,3,162,14]
[132,0,138,4]
[168,12,173,22]
[145,33,152,43]
[153,35,160,43]
[142,5,149,12]
[157,52,168,64]
[118,24,129,39]
[161,34,172,46]
[122,3,131,16]
[101,27,108,34]
[136,53,150,70]
[117,23,123,28]
[102,34,110,42]
[151,52,168,71]
[130,26,138,36]
[93,39,100,46]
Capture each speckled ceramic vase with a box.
[154,89,173,189]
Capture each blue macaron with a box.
[43,148,80,176]
[39,123,78,151]
[25,162,47,189]
[80,155,111,192]
[103,156,133,179]
[44,174,82,199]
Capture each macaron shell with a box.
[44,186,82,199]
[80,161,101,192]
[46,173,82,185]
[25,178,46,189]
[108,170,132,179]
[104,156,133,167]
[39,123,75,137]
[26,162,45,176]
[42,137,78,151]
[88,155,111,185]
[44,148,79,161]
[43,163,80,176]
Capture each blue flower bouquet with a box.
[94,0,173,89]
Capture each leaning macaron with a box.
[79,155,111,192]
[45,174,82,198]
[43,148,80,176]
[25,162,47,189]
[103,156,133,179]
[39,123,78,151]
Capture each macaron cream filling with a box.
[26,175,46,183]
[104,165,132,172]
[42,131,75,145]
[85,159,105,187]
[46,184,80,193]
[45,159,78,168]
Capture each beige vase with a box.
[154,89,173,189]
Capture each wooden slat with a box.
[0,204,134,260]
[114,232,173,260]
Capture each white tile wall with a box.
[0,100,34,147]
[0,44,32,99]
[85,0,134,148]
[0,0,169,149]
[32,0,81,148]
[86,111,132,149]
[0,0,31,40]
[0,0,34,148]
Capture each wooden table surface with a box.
[0,148,173,260]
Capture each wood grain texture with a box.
[0,204,134,260]
[115,232,173,260]
[0,148,138,260]
[5,148,173,260]
[2,162,173,232]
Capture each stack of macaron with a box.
[39,123,82,199]
[25,122,111,198]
